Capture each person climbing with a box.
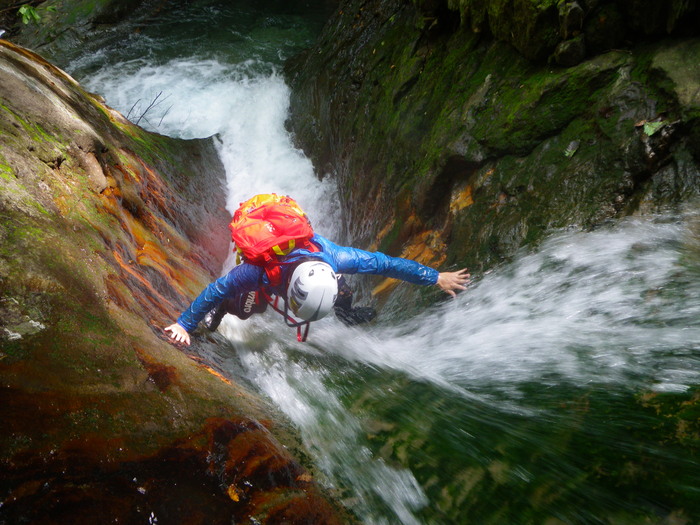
[164,193,470,345]
[201,274,376,332]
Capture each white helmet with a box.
[287,261,338,322]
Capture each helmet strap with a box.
[260,288,312,342]
[297,323,310,342]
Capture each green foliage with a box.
[17,3,56,25]
[18,5,40,24]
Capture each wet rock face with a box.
[0,412,343,524]
[286,0,700,278]
[435,0,700,63]
[0,41,347,523]
[0,39,228,337]
[9,0,146,57]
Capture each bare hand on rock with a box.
[164,323,191,345]
[436,268,471,298]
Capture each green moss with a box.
[629,45,677,118]
[1,103,57,144]
[376,218,404,255]
[0,148,13,176]
[472,52,627,155]
[0,163,14,180]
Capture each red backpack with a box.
[228,194,318,286]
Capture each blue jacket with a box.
[177,234,439,332]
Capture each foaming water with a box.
[228,335,429,525]
[328,214,700,394]
[83,58,271,137]
[79,57,338,233]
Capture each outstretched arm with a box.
[436,268,471,298]
[163,263,264,347]
[164,323,191,346]
[311,235,472,295]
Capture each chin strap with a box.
[260,289,311,342]
[297,323,310,343]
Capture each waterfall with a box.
[66,3,700,523]
[67,5,428,521]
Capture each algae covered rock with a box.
[441,0,699,62]
[0,40,347,524]
[10,0,145,58]
[287,0,700,278]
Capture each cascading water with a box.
[64,2,700,523]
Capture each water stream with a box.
[64,1,700,523]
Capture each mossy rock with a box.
[12,0,145,59]
[287,0,700,287]
[0,40,349,523]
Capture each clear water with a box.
[66,2,700,523]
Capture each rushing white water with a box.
[81,57,339,233]
[69,10,700,523]
[326,214,700,394]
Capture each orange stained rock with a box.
[199,364,233,385]
[114,153,175,221]
[0,40,81,88]
[123,208,152,247]
[108,156,194,255]
[137,159,172,210]
[112,159,141,184]
[190,418,344,524]
[246,488,343,525]
[371,277,398,297]
[372,229,446,296]
[112,248,179,318]
[368,209,422,253]
[368,219,396,252]
[134,345,179,392]
[103,185,200,287]
[153,218,192,253]
[222,428,301,482]
[400,213,422,238]
[99,181,202,296]
[184,354,233,385]
[450,185,474,214]
[105,274,135,310]
[203,366,233,385]
[134,236,199,295]
[136,240,169,268]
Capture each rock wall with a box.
[0,40,347,524]
[444,0,700,63]
[7,0,146,58]
[286,0,700,290]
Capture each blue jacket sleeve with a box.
[308,235,439,286]
[177,263,264,332]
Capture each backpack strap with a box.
[262,239,320,287]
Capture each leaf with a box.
[643,120,666,136]
[18,5,41,25]
[564,140,579,158]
